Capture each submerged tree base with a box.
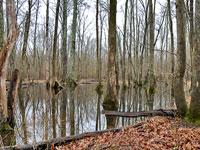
[102,96,118,111]
[0,123,13,131]
[66,78,77,89]
[95,83,103,94]
[145,86,157,95]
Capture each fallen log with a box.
[102,109,177,118]
[0,127,123,150]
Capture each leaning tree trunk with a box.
[103,0,118,129]
[0,0,17,122]
[174,0,187,117]
[189,0,200,121]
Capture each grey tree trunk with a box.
[69,0,78,87]
[149,0,155,92]
[189,0,200,121]
[189,0,194,88]
[61,0,68,83]
[33,0,39,79]
[21,0,32,82]
[96,0,102,91]
[46,0,50,84]
[52,0,60,87]
[168,0,175,98]
[174,0,187,117]
[103,0,118,129]
[122,0,128,87]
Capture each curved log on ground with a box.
[0,128,123,150]
[102,109,177,117]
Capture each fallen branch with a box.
[0,128,123,150]
[102,109,177,118]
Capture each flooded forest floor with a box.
[57,116,200,150]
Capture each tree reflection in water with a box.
[1,83,174,146]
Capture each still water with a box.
[2,83,174,146]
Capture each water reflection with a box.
[1,83,174,146]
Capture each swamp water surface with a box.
[2,83,174,146]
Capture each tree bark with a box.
[103,0,118,129]
[0,0,17,122]
[7,69,19,127]
[96,0,102,89]
[69,0,78,87]
[122,0,128,87]
[52,0,60,87]
[189,0,194,88]
[149,0,155,91]
[189,0,200,121]
[45,0,50,84]
[174,0,187,117]
[21,0,32,82]
[61,0,68,84]
[33,0,39,78]
[0,0,4,50]
[168,0,175,98]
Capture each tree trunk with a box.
[7,69,19,127]
[70,88,75,135]
[21,0,32,82]
[96,0,102,90]
[46,0,50,85]
[149,0,155,92]
[0,0,4,50]
[189,0,200,121]
[174,0,187,117]
[139,3,149,85]
[61,0,68,84]
[168,0,175,98]
[0,0,17,123]
[52,0,60,87]
[103,0,118,129]
[60,90,67,137]
[33,0,39,79]
[69,0,78,87]
[189,0,194,88]
[122,0,128,87]
[128,0,134,86]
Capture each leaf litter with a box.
[57,117,200,150]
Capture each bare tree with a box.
[0,0,4,50]
[189,0,200,121]
[174,0,187,117]
[52,0,61,88]
[45,0,50,84]
[0,0,17,123]
[103,0,118,129]
[69,0,78,87]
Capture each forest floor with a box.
[57,116,200,150]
